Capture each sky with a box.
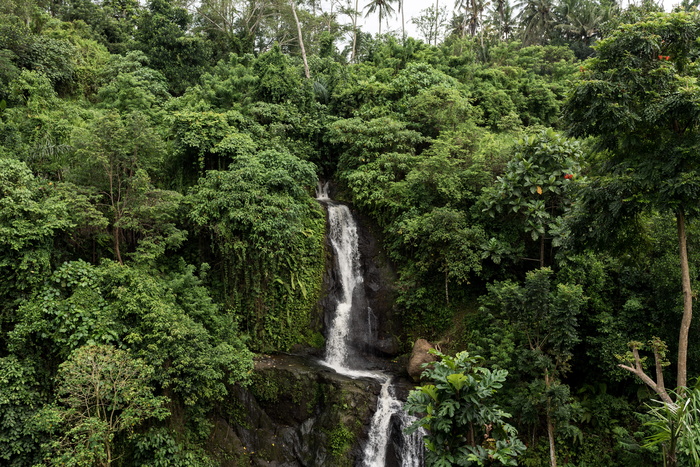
[357,1,436,39]
[353,0,680,40]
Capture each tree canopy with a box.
[0,1,697,465]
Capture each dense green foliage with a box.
[406,350,526,466]
[643,380,700,466]
[0,0,697,465]
[37,344,169,466]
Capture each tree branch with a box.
[618,347,673,404]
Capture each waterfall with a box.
[362,377,424,467]
[316,182,424,466]
[363,377,398,466]
[323,202,363,371]
[397,411,425,467]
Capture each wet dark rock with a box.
[354,208,400,359]
[385,413,405,467]
[211,355,382,467]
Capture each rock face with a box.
[355,209,400,358]
[407,339,437,382]
[208,355,382,466]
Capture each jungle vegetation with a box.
[0,0,699,465]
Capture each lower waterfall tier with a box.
[210,354,420,466]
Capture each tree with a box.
[70,111,183,264]
[186,149,325,350]
[253,44,312,105]
[290,0,310,79]
[54,0,139,54]
[405,350,526,466]
[556,0,610,56]
[412,5,448,45]
[0,158,74,324]
[435,0,440,43]
[490,0,516,40]
[207,0,301,54]
[135,0,212,95]
[10,260,255,410]
[194,0,270,56]
[0,356,44,466]
[517,0,557,45]
[480,268,586,467]
[564,11,700,399]
[97,51,170,113]
[364,0,396,35]
[350,0,360,59]
[397,207,485,304]
[38,345,169,467]
[0,0,41,27]
[328,116,424,179]
[456,0,488,37]
[480,130,583,268]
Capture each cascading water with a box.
[322,201,363,371]
[362,378,424,467]
[316,182,423,466]
[397,411,425,467]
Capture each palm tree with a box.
[490,0,516,40]
[556,0,609,47]
[363,0,397,34]
[455,0,488,37]
[352,0,360,61]
[517,0,557,45]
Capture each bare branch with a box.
[618,346,673,404]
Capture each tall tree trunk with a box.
[545,370,557,467]
[351,0,359,62]
[114,225,123,265]
[677,208,692,391]
[401,0,405,41]
[666,437,678,467]
[547,411,557,467]
[498,0,506,39]
[435,0,439,45]
[290,0,310,79]
[540,234,545,268]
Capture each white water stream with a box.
[316,182,423,466]
[362,378,424,467]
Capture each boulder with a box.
[407,339,437,382]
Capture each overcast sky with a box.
[352,0,679,41]
[356,1,438,39]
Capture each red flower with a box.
[659,55,664,59]
[564,174,574,179]
[666,55,671,60]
